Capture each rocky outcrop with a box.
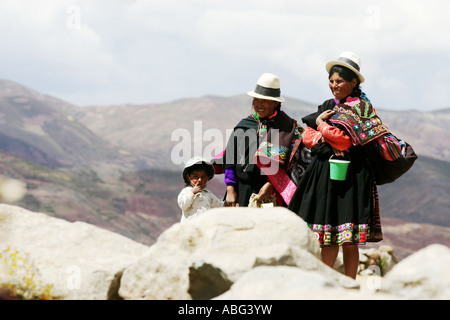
[378,243,450,299]
[1,204,449,300]
[332,245,399,277]
[0,204,148,299]
[215,266,392,300]
[118,207,357,300]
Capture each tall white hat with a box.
[247,73,285,102]
[182,156,214,184]
[326,51,365,83]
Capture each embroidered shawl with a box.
[252,113,304,205]
[328,93,389,146]
[212,110,305,205]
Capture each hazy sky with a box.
[1,0,449,111]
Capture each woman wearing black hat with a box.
[288,52,406,279]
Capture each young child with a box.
[178,156,223,222]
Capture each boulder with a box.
[118,207,358,300]
[4,203,446,300]
[332,245,399,276]
[358,245,399,276]
[0,204,149,300]
[215,266,399,300]
[379,244,450,299]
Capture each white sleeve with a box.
[209,191,224,208]
[178,187,195,211]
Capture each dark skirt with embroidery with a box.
[288,143,383,246]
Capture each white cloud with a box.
[0,0,449,110]
[0,1,120,91]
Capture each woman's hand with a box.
[225,185,239,207]
[332,146,347,157]
[316,110,349,156]
[256,182,274,202]
[316,110,335,126]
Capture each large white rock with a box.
[118,207,358,300]
[215,266,400,300]
[379,244,450,299]
[215,265,340,300]
[0,204,149,300]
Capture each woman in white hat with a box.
[288,52,406,279]
[213,73,310,208]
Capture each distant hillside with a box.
[378,155,450,226]
[0,79,448,259]
[7,147,447,259]
[70,94,450,170]
[69,95,271,169]
[0,80,135,168]
[4,77,447,170]
[1,151,178,245]
[375,108,450,162]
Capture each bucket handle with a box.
[329,154,351,162]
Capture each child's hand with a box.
[192,181,203,194]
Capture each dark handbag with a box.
[364,140,418,185]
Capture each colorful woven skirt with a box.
[288,143,383,247]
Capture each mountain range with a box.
[0,79,448,259]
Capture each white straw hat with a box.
[247,73,285,102]
[182,156,214,184]
[326,52,365,83]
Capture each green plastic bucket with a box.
[329,155,350,181]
